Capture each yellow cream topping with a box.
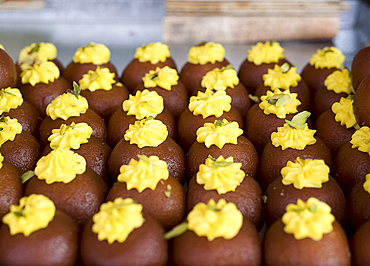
[46,92,89,121]
[2,194,56,237]
[263,63,301,91]
[92,198,145,244]
[362,173,370,194]
[197,156,245,194]
[247,41,284,65]
[271,124,316,150]
[187,199,243,241]
[350,126,370,155]
[142,66,179,91]
[282,197,335,241]
[73,42,110,65]
[309,46,345,69]
[0,44,4,50]
[18,42,57,68]
[281,157,330,189]
[332,97,358,129]
[34,148,86,184]
[201,65,239,91]
[324,69,353,94]
[259,89,300,119]
[189,90,231,118]
[196,119,243,148]
[0,87,23,115]
[124,118,168,148]
[0,117,22,146]
[122,90,164,120]
[79,66,115,92]
[188,42,225,65]
[134,42,170,64]
[48,122,93,150]
[21,61,60,86]
[118,155,169,193]
[0,153,3,169]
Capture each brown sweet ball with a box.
[179,42,230,95]
[170,199,261,266]
[350,220,370,265]
[187,155,263,230]
[63,42,118,84]
[353,74,370,127]
[108,118,186,184]
[351,45,370,91]
[0,194,78,266]
[107,90,175,149]
[333,128,370,195]
[0,46,17,88]
[121,42,177,92]
[81,199,168,266]
[263,198,350,266]
[238,41,290,95]
[25,148,108,225]
[265,157,346,227]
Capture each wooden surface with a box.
[0,0,45,10]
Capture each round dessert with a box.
[108,118,186,184]
[106,155,185,230]
[353,74,370,127]
[351,45,370,91]
[350,219,370,265]
[180,42,230,95]
[63,42,118,84]
[186,155,263,230]
[80,198,168,266]
[25,148,108,225]
[264,157,346,227]
[121,42,177,92]
[0,45,17,89]
[263,198,350,266]
[133,65,188,119]
[169,199,261,266]
[238,41,291,95]
[0,194,78,266]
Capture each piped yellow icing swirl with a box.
[46,92,89,120]
[0,117,22,146]
[187,199,243,241]
[282,197,335,241]
[247,41,284,65]
[332,97,358,129]
[73,42,110,65]
[18,42,57,68]
[363,173,370,194]
[350,126,370,155]
[122,90,164,119]
[48,122,93,150]
[263,64,301,91]
[324,69,353,94]
[201,65,239,91]
[281,157,330,189]
[189,90,231,118]
[134,42,170,64]
[271,124,316,150]
[79,66,115,91]
[196,119,243,148]
[2,194,56,237]
[0,87,23,115]
[21,61,60,86]
[188,42,225,65]
[124,118,168,148]
[92,198,144,244]
[118,155,169,193]
[142,66,179,91]
[259,89,300,119]
[34,148,86,184]
[0,153,3,169]
[197,156,245,194]
[309,47,345,69]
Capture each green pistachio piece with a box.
[21,170,35,183]
[281,63,290,73]
[164,222,188,240]
[285,111,311,129]
[212,161,233,168]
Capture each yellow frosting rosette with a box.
[247,41,284,65]
[281,157,330,189]
[196,119,243,148]
[18,42,57,69]
[331,97,359,129]
[350,126,370,155]
[188,90,231,118]
[118,155,169,193]
[79,66,115,92]
[48,122,93,150]
[309,46,345,69]
[363,173,370,194]
[0,116,22,146]
[73,42,110,65]
[259,89,301,119]
[263,63,301,91]
[142,66,179,91]
[34,147,86,184]
[92,198,145,244]
[197,155,245,194]
[0,152,3,169]
[2,194,56,237]
[201,65,239,91]
[282,197,335,241]
[188,42,225,65]
[0,87,23,115]
[134,42,170,64]
[21,61,60,86]
[122,89,164,120]
[324,69,353,94]
[124,118,168,148]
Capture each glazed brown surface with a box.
[0,162,22,219]
[0,49,17,88]
[347,180,370,233]
[350,220,370,266]
[353,75,370,127]
[312,87,348,120]
[300,63,338,95]
[351,46,370,91]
